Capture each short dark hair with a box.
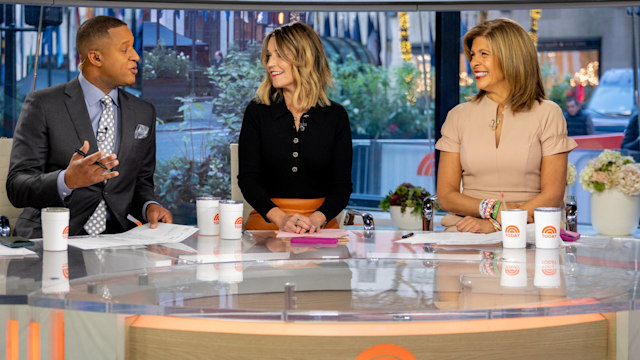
[566,96,579,105]
[76,16,127,59]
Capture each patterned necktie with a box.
[84,95,115,236]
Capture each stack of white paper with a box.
[68,223,198,250]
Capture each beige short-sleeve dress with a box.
[435,96,577,205]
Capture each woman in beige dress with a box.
[435,18,577,233]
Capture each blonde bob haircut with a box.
[255,22,332,109]
[463,18,546,113]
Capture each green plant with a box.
[540,61,572,110]
[206,42,264,137]
[154,43,264,213]
[143,44,190,80]
[329,55,430,139]
[379,182,431,216]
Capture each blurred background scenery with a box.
[0,5,637,224]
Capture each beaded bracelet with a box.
[479,198,497,219]
[491,201,502,220]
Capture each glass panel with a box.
[3,5,638,229]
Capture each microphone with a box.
[489,118,501,130]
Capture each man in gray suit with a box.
[7,16,172,238]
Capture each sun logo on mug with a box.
[504,264,520,276]
[214,213,220,225]
[62,226,69,240]
[541,226,557,239]
[234,217,243,229]
[504,225,520,237]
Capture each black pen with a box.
[74,149,109,171]
[401,232,414,239]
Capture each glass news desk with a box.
[4,230,640,359]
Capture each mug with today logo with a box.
[501,209,528,248]
[534,207,561,249]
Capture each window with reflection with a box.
[1,4,638,229]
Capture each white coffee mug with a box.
[534,207,561,249]
[219,200,243,239]
[501,209,528,248]
[41,207,70,251]
[196,197,220,236]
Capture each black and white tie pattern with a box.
[84,95,115,236]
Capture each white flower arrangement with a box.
[566,162,577,186]
[579,150,640,196]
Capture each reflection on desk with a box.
[1,230,639,359]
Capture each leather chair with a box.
[0,138,23,231]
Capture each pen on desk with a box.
[401,232,414,239]
[74,148,109,171]
[127,214,142,226]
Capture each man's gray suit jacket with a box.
[7,78,158,238]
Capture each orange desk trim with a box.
[28,322,40,360]
[6,319,19,360]
[129,313,605,337]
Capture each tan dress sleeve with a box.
[540,103,578,156]
[435,106,462,153]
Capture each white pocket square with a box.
[134,124,149,139]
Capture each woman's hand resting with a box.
[455,216,496,233]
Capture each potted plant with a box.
[379,183,431,230]
[142,44,191,121]
[579,150,640,235]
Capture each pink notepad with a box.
[276,228,348,238]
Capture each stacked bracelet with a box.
[491,201,502,220]
[489,218,501,232]
[479,199,497,219]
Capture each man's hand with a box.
[147,203,173,229]
[65,141,119,189]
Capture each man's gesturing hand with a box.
[64,140,119,189]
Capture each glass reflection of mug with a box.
[534,248,561,288]
[500,248,527,287]
[42,250,70,294]
[219,239,243,284]
[196,236,220,282]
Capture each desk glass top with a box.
[19,230,640,322]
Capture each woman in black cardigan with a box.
[238,22,352,234]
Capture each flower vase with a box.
[389,206,423,230]
[591,189,640,236]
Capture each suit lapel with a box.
[64,78,98,153]
[117,89,136,165]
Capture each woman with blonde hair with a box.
[436,18,577,233]
[238,22,352,233]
